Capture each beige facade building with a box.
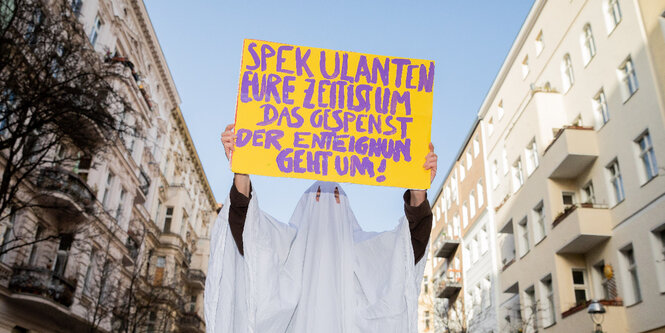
[0,0,217,332]
[481,0,665,332]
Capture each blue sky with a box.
[143,0,534,231]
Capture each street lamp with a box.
[587,300,606,333]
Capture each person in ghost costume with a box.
[205,124,437,333]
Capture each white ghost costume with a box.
[204,181,428,333]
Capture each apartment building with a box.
[418,121,496,332]
[478,0,665,332]
[0,1,217,332]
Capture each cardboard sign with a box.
[232,39,435,189]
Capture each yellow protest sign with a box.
[232,39,435,189]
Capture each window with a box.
[83,249,97,295]
[483,276,491,308]
[582,182,596,204]
[512,158,524,192]
[492,160,499,189]
[572,269,589,305]
[0,208,16,262]
[89,15,102,47]
[594,261,612,300]
[561,54,574,92]
[473,135,480,157]
[619,57,638,100]
[453,214,460,236]
[52,233,73,276]
[471,238,479,263]
[102,171,114,209]
[541,275,556,326]
[462,202,469,228]
[621,246,642,304]
[466,151,472,169]
[636,131,658,182]
[163,207,174,232]
[533,201,546,242]
[525,139,539,175]
[524,286,538,331]
[71,0,83,17]
[488,117,494,135]
[562,192,576,209]
[581,24,597,65]
[521,55,530,79]
[535,30,544,56]
[605,0,622,33]
[607,160,625,204]
[593,89,610,129]
[155,256,166,286]
[480,226,488,254]
[477,179,484,207]
[518,218,529,256]
[116,188,126,223]
[653,227,665,292]
[460,164,465,181]
[28,226,43,266]
[469,191,476,217]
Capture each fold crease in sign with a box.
[232,39,435,189]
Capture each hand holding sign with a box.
[232,40,435,189]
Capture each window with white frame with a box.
[497,100,504,120]
[562,192,576,210]
[593,261,611,300]
[477,179,484,207]
[471,237,479,263]
[582,181,596,204]
[435,206,441,222]
[604,0,622,33]
[163,206,174,233]
[453,214,460,236]
[102,171,114,209]
[83,248,98,295]
[618,57,638,100]
[621,245,642,304]
[521,55,530,79]
[581,24,597,65]
[518,217,530,256]
[460,164,466,181]
[473,135,480,157]
[462,202,469,228]
[469,191,476,217]
[593,89,610,129]
[561,54,575,92]
[535,30,544,56]
[652,226,665,292]
[533,201,546,242]
[480,226,488,254]
[116,188,126,223]
[607,159,625,204]
[572,269,589,305]
[512,158,524,193]
[541,275,556,326]
[524,286,538,331]
[483,276,491,308]
[89,15,102,47]
[466,150,472,170]
[488,117,494,135]
[525,139,539,176]
[636,131,658,182]
[502,150,509,175]
[463,245,470,268]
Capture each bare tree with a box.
[0,0,134,256]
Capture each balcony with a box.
[179,311,205,333]
[544,126,598,179]
[35,167,96,216]
[434,275,462,299]
[186,269,205,290]
[432,233,459,259]
[552,204,611,254]
[9,266,77,307]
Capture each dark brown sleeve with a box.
[229,182,251,256]
[403,190,433,265]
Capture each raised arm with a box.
[222,124,251,255]
[405,142,437,264]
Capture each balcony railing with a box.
[179,311,204,332]
[432,233,460,259]
[36,167,96,214]
[543,126,598,179]
[9,265,77,307]
[434,275,462,299]
[186,269,205,289]
[551,203,611,254]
